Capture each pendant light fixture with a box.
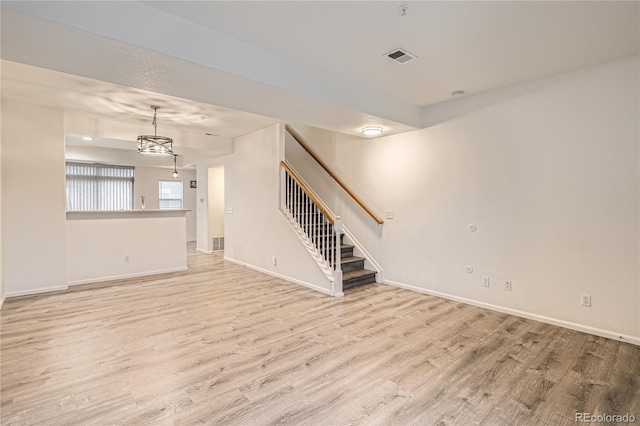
[137,106,174,156]
[172,154,179,179]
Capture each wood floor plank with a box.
[2,252,639,425]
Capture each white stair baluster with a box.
[334,216,343,295]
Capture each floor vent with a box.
[212,237,224,252]
[385,48,417,64]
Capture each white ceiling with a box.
[147,1,640,107]
[1,1,638,144]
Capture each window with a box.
[66,163,134,211]
[159,180,183,209]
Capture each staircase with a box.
[339,245,378,290]
[310,225,377,290]
[282,162,377,292]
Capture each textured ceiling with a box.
[1,61,280,139]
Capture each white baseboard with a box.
[68,267,188,286]
[196,248,212,254]
[0,295,5,309]
[224,256,334,296]
[5,285,69,298]
[384,279,640,347]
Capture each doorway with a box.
[207,166,225,252]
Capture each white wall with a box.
[0,92,4,307]
[291,57,640,343]
[224,124,330,292]
[1,101,68,296]
[66,211,187,284]
[285,126,341,214]
[208,166,225,244]
[133,166,197,241]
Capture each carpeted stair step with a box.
[336,256,365,273]
[292,211,326,218]
[342,269,377,289]
[302,223,334,231]
[320,243,354,258]
[311,233,344,246]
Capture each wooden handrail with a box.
[285,125,384,224]
[281,161,335,224]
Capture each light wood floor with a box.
[1,253,639,425]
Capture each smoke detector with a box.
[385,48,417,65]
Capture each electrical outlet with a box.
[504,280,512,291]
[386,211,394,220]
[271,256,277,266]
[581,294,591,307]
[124,255,130,263]
[483,277,490,287]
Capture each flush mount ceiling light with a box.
[172,154,179,179]
[82,136,94,141]
[137,106,174,156]
[362,126,383,137]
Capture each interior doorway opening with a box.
[207,166,225,252]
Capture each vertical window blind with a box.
[66,163,134,211]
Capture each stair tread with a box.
[340,256,365,264]
[319,243,354,249]
[343,268,377,280]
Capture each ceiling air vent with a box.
[385,48,417,65]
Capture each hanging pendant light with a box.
[137,106,174,156]
[172,154,179,179]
